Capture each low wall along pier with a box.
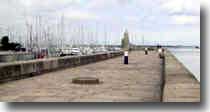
[0,51,123,83]
[163,51,200,102]
[0,52,34,62]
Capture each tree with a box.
[10,42,22,51]
[1,36,10,50]
[1,36,9,45]
[0,36,23,51]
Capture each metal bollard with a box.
[124,51,128,64]
[158,48,164,59]
[145,48,148,55]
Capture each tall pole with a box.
[104,25,107,48]
[81,24,84,47]
[95,22,98,47]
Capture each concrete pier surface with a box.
[163,51,200,102]
[0,51,163,102]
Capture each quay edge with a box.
[162,50,200,102]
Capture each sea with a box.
[169,48,200,82]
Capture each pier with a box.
[0,50,200,102]
[0,0,200,104]
[163,51,200,102]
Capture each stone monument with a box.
[121,30,130,51]
[121,30,130,64]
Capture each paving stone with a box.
[0,51,162,102]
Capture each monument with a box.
[121,30,130,64]
[121,30,130,51]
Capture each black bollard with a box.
[124,51,128,64]
[145,51,148,55]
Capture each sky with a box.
[0,0,200,46]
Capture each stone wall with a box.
[0,52,34,62]
[0,51,123,83]
[162,51,200,102]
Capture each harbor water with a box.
[169,48,200,82]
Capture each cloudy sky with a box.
[0,0,200,45]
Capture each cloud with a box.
[171,15,200,25]
[125,16,139,22]
[161,0,200,14]
[0,0,200,45]
[19,0,83,13]
[61,10,98,20]
[160,0,200,26]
